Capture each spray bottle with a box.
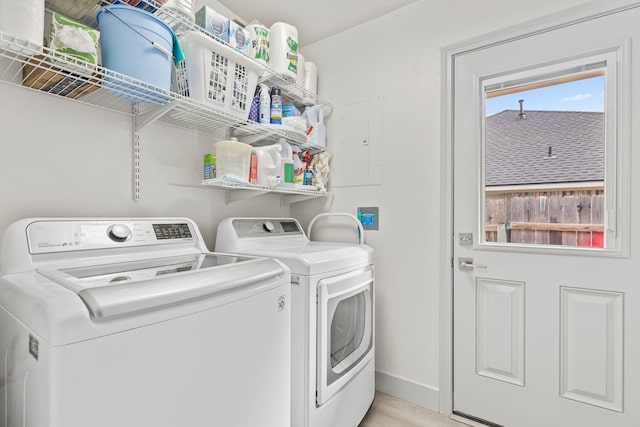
[259,84,270,124]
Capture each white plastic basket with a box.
[175,30,263,121]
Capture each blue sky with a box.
[485,75,605,116]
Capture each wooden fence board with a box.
[484,190,604,246]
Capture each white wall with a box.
[0,0,598,414]
[0,82,289,250]
[293,0,594,410]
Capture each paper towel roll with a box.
[303,61,318,99]
[269,22,298,82]
[0,0,44,55]
[296,51,305,87]
[246,23,269,65]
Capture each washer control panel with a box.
[26,219,196,254]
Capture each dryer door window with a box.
[330,294,366,369]
[329,291,367,372]
[317,266,374,406]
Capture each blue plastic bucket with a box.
[97,5,174,103]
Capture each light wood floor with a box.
[359,393,468,427]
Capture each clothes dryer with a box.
[216,216,375,427]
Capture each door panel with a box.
[476,278,525,386]
[560,287,623,412]
[452,5,639,427]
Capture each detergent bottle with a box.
[276,138,294,184]
[253,144,282,186]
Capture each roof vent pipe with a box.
[518,99,526,119]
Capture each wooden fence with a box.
[484,190,604,246]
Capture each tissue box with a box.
[50,12,100,68]
[195,6,229,43]
[229,22,249,54]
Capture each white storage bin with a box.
[175,30,264,121]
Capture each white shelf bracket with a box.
[225,189,269,204]
[134,100,180,132]
[281,193,324,205]
[237,133,271,144]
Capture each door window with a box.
[481,54,618,250]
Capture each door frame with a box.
[439,0,640,415]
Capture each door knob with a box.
[458,258,487,270]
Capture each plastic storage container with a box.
[97,5,174,103]
[175,31,264,121]
[214,140,253,183]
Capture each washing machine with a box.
[0,217,291,427]
[215,216,375,427]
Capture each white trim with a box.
[443,0,640,57]
[438,37,455,415]
[375,370,440,412]
[440,0,639,416]
[486,181,604,194]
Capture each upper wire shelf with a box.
[1,0,330,151]
[44,0,330,111]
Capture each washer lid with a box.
[38,253,283,319]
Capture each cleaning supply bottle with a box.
[276,138,294,184]
[301,150,312,185]
[293,150,304,185]
[249,148,258,184]
[270,87,282,124]
[259,84,270,124]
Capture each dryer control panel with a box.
[231,218,304,238]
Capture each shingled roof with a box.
[485,110,604,187]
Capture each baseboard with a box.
[375,370,440,412]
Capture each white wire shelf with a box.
[2,0,332,201]
[202,178,325,195]
[0,30,328,151]
[202,178,327,204]
[43,0,332,113]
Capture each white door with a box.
[452,5,640,427]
